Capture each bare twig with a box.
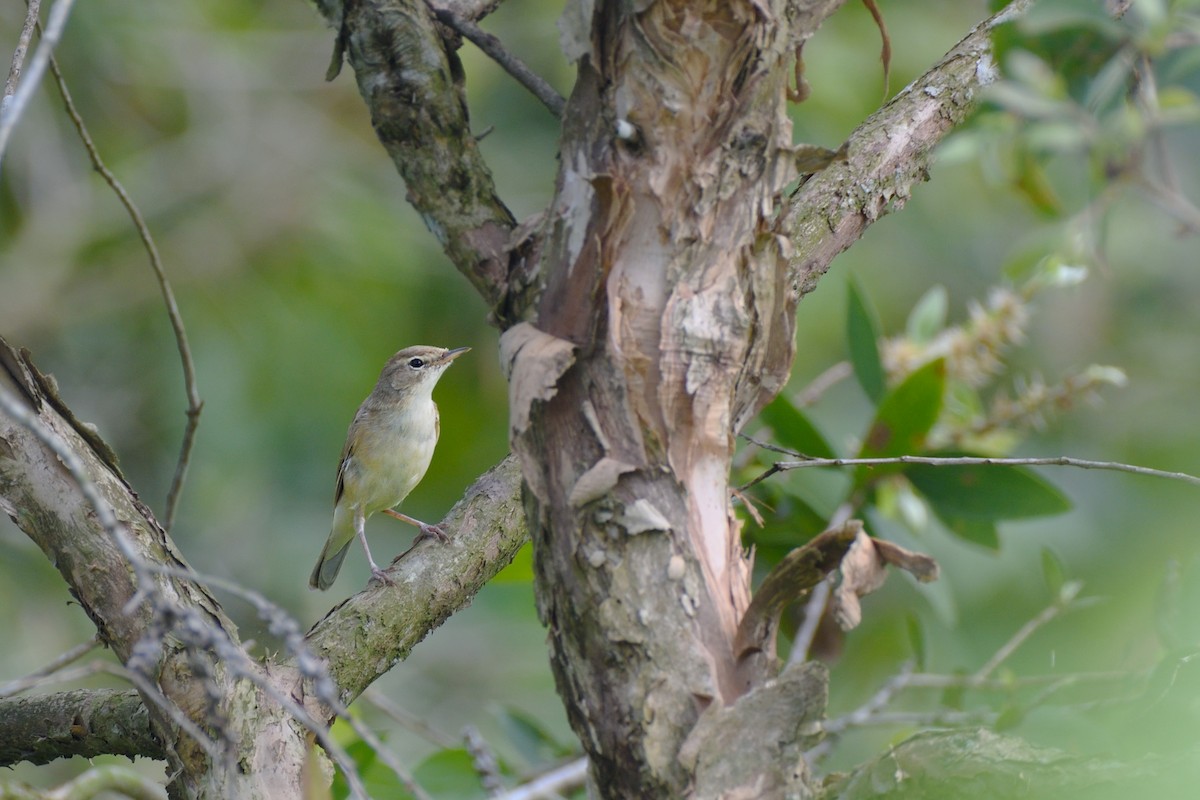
[795,361,852,407]
[42,764,167,800]
[820,661,915,738]
[0,380,140,567]
[0,637,101,698]
[43,53,202,532]
[788,577,831,665]
[0,660,111,701]
[428,5,565,118]
[364,689,459,749]
[808,584,1097,765]
[741,454,1200,492]
[493,757,589,800]
[861,0,891,101]
[0,0,76,169]
[345,715,432,800]
[3,0,41,99]
[464,725,505,796]
[902,670,1128,691]
[973,582,1081,681]
[738,432,804,458]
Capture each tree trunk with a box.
[506,2,841,795]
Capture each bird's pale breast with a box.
[342,397,439,515]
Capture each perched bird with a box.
[309,345,469,590]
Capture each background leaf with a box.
[906,460,1072,520]
[906,285,948,343]
[846,277,887,403]
[758,394,837,459]
[413,749,490,799]
[855,359,946,488]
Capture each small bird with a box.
[309,345,469,590]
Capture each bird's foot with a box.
[415,522,449,544]
[368,565,394,586]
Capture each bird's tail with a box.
[309,507,355,590]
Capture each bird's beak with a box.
[442,346,471,363]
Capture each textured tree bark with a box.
[504,2,844,795]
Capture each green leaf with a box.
[757,394,836,459]
[906,613,927,671]
[939,515,1001,549]
[940,668,968,710]
[906,285,947,343]
[846,277,886,403]
[744,489,829,563]
[907,460,1072,521]
[994,703,1027,731]
[855,359,946,487]
[492,541,534,584]
[414,749,489,799]
[331,738,381,800]
[332,738,394,800]
[494,707,573,767]
[1041,547,1067,595]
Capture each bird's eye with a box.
[408,358,425,368]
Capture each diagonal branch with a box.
[0,688,161,766]
[304,455,528,704]
[428,6,565,117]
[316,0,521,312]
[43,51,202,533]
[3,0,41,99]
[0,0,76,170]
[786,0,1034,299]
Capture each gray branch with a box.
[0,689,163,766]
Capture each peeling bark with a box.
[512,2,845,795]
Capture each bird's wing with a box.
[334,411,364,505]
[334,448,351,505]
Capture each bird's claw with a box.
[369,566,395,586]
[416,523,449,544]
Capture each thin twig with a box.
[795,361,852,407]
[345,715,433,800]
[902,670,1128,691]
[464,725,505,796]
[741,454,1200,492]
[365,689,460,749]
[808,585,1096,765]
[0,380,140,566]
[43,53,203,532]
[42,765,167,800]
[3,0,42,99]
[973,584,1079,681]
[0,637,101,698]
[821,661,915,737]
[788,577,831,665]
[0,0,77,169]
[0,659,111,700]
[493,757,589,800]
[739,432,804,458]
[429,5,565,118]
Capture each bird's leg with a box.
[356,509,393,584]
[381,508,449,543]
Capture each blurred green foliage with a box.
[3,0,1200,796]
